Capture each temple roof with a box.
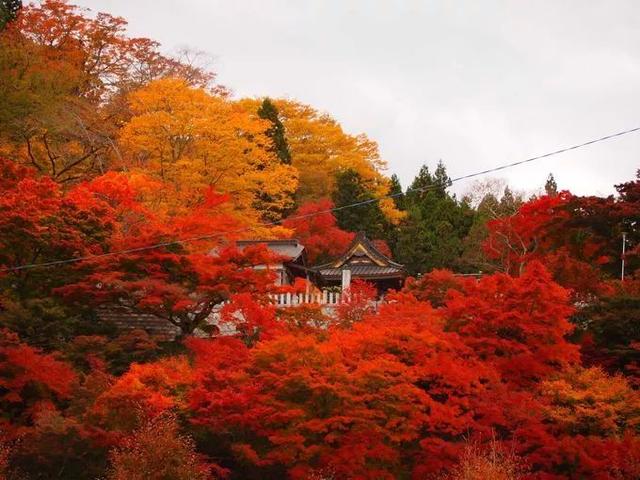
[313,232,406,281]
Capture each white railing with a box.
[268,291,342,307]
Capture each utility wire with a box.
[2,125,640,272]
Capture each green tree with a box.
[388,173,404,210]
[332,169,388,239]
[394,161,474,275]
[545,173,558,196]
[258,97,292,165]
[0,0,20,30]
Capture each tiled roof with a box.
[312,232,406,281]
[96,307,180,341]
[317,264,405,280]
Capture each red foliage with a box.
[335,279,377,327]
[56,175,277,336]
[440,262,579,387]
[0,158,114,279]
[483,193,572,276]
[282,199,355,263]
[91,356,194,433]
[404,268,465,307]
[220,293,281,343]
[187,297,498,479]
[483,182,640,298]
[0,329,76,437]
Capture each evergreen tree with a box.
[433,160,452,196]
[0,0,21,30]
[332,169,388,239]
[500,186,523,214]
[545,173,558,196]
[394,162,474,275]
[257,97,292,165]
[388,174,404,210]
[405,165,432,204]
[254,98,294,220]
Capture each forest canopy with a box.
[0,2,639,480]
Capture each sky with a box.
[78,0,640,197]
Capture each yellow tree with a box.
[119,78,298,226]
[0,1,219,183]
[239,98,403,223]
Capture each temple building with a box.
[245,232,407,295]
[310,232,406,293]
[98,233,406,340]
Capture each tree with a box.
[332,169,389,239]
[0,158,117,347]
[187,299,495,479]
[395,162,474,274]
[90,356,194,434]
[266,99,386,201]
[0,329,76,437]
[0,0,218,182]
[578,282,640,385]
[256,97,295,219]
[460,183,524,272]
[257,97,291,165]
[51,172,278,337]
[538,366,640,437]
[119,78,298,223]
[482,175,640,297]
[107,414,217,480]
[239,99,404,224]
[335,279,377,328]
[443,438,526,480]
[58,236,276,338]
[282,199,355,264]
[440,262,579,387]
[0,0,20,30]
[544,173,558,196]
[388,173,404,210]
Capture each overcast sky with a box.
[78,0,640,197]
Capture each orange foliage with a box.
[107,414,219,480]
[92,357,194,432]
[539,366,640,437]
[0,1,219,182]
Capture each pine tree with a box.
[433,160,452,196]
[332,169,388,239]
[388,174,404,210]
[0,0,21,30]
[394,162,474,274]
[257,97,292,165]
[545,173,558,196]
[405,165,432,204]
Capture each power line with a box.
[2,125,639,272]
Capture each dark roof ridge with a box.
[313,232,405,270]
